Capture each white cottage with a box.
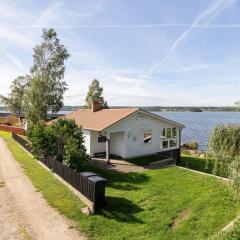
[64,101,185,163]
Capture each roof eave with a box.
[81,127,103,132]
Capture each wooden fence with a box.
[0,125,25,135]
[12,132,106,212]
[12,132,32,152]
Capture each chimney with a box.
[92,100,101,112]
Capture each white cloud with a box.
[230,83,240,88]
[1,0,239,107]
[63,68,149,105]
[0,47,26,72]
[10,23,240,30]
[31,0,107,28]
[37,1,64,26]
[0,63,25,96]
[149,0,237,73]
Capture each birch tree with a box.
[25,28,70,123]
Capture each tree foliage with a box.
[85,79,108,108]
[1,29,69,122]
[235,100,240,112]
[27,118,88,171]
[208,124,240,191]
[24,29,69,123]
[0,75,29,114]
[184,141,198,150]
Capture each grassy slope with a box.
[178,153,214,174]
[126,153,165,166]
[214,219,240,240]
[0,131,239,240]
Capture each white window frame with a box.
[160,128,178,150]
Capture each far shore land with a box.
[1,106,237,112]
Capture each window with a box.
[162,140,168,148]
[161,128,166,138]
[172,128,177,137]
[160,128,178,149]
[170,139,177,147]
[144,132,152,143]
[166,128,172,138]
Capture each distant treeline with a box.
[59,106,237,112]
[136,106,237,112]
[1,106,236,113]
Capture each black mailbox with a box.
[80,172,98,199]
[80,172,98,178]
[88,176,106,209]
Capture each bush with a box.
[27,121,52,158]
[208,124,240,191]
[27,119,89,171]
[184,141,198,150]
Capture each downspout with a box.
[178,128,182,164]
[179,128,182,148]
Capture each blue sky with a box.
[1,0,240,106]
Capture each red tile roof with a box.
[63,108,140,131]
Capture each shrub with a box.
[184,141,198,150]
[63,137,88,170]
[208,124,240,192]
[27,121,52,158]
[27,119,89,171]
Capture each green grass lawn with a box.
[178,152,229,179]
[178,153,214,174]
[126,152,166,166]
[0,131,239,240]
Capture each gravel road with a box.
[0,138,85,240]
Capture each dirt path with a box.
[0,138,85,240]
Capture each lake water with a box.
[1,110,240,151]
[155,112,240,151]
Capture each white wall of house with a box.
[110,132,125,157]
[82,111,181,159]
[90,131,105,156]
[106,112,180,159]
[82,130,106,157]
[82,129,91,155]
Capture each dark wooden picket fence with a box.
[12,132,106,211]
[12,132,32,153]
